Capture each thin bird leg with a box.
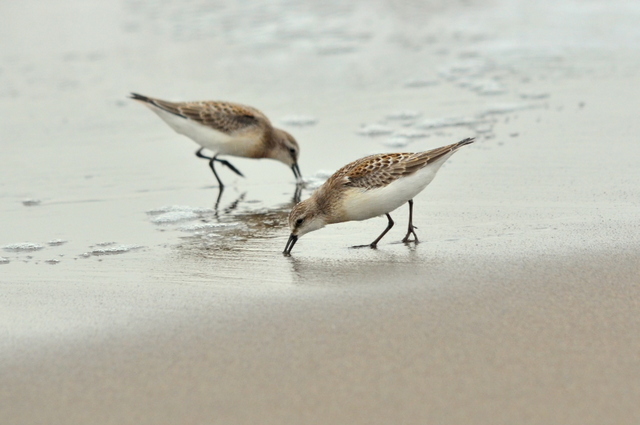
[197,149,243,184]
[214,157,244,177]
[208,156,225,189]
[352,214,395,249]
[370,213,395,249]
[402,199,419,244]
[213,186,224,212]
[195,147,212,160]
[196,148,226,192]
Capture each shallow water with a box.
[2,0,640,424]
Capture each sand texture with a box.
[1,0,640,424]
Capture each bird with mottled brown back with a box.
[130,93,302,188]
[283,138,474,255]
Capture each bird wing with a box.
[342,152,417,189]
[343,138,474,190]
[141,96,269,134]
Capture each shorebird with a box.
[130,93,302,188]
[283,138,474,255]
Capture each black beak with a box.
[291,163,302,183]
[283,234,298,256]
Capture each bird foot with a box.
[402,228,419,244]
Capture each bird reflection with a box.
[171,182,306,257]
[212,182,303,213]
[285,254,397,285]
[222,192,246,215]
[292,182,303,204]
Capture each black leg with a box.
[402,199,419,243]
[352,214,395,249]
[208,156,225,189]
[214,158,244,177]
[370,213,394,248]
[196,148,224,188]
[195,147,212,160]
[213,186,224,211]
[196,148,244,185]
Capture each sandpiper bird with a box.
[130,93,302,188]
[283,138,474,255]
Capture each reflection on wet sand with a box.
[162,184,304,257]
[285,248,422,286]
[212,182,302,211]
[216,191,246,215]
[4,0,640,423]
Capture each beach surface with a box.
[1,0,640,424]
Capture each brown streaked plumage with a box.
[139,97,267,135]
[283,138,474,255]
[129,93,302,188]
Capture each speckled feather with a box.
[305,138,474,221]
[141,97,270,135]
[285,137,474,250]
[130,92,303,185]
[335,138,474,190]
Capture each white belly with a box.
[341,153,453,222]
[149,105,256,156]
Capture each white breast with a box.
[147,105,256,156]
[341,152,453,222]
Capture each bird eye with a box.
[289,147,296,155]
[295,218,304,226]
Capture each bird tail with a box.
[414,137,475,167]
[454,137,475,149]
[129,92,153,103]
[129,92,187,118]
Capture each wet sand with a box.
[1,0,640,424]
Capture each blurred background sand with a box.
[1,0,639,424]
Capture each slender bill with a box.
[283,234,298,255]
[291,163,303,183]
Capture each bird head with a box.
[270,128,302,182]
[283,198,326,255]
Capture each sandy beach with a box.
[1,0,640,424]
